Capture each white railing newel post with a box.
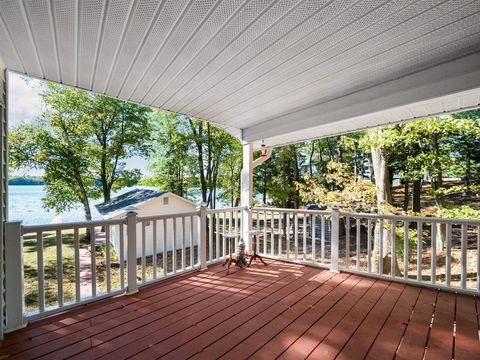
[126,207,138,295]
[5,221,28,332]
[330,206,340,273]
[198,204,208,270]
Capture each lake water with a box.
[8,185,153,225]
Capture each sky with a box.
[8,72,150,177]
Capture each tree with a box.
[147,114,242,208]
[146,111,192,197]
[89,95,152,202]
[362,128,400,274]
[268,145,304,208]
[10,84,96,220]
[218,140,242,207]
[10,82,151,220]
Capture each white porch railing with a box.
[3,205,479,333]
[251,206,480,296]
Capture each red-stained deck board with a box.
[142,266,321,359]
[247,274,364,360]
[424,291,455,360]
[191,270,340,360]
[275,277,377,360]
[455,293,480,360]
[67,262,301,360]
[395,288,438,360]
[5,264,250,359]
[1,259,478,360]
[38,266,284,360]
[219,272,355,360]
[306,280,391,359]
[93,262,310,360]
[14,261,296,360]
[335,282,405,360]
[365,285,421,360]
[2,264,227,348]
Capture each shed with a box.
[96,189,198,260]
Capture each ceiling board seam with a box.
[125,0,195,101]
[102,0,138,94]
[203,0,431,121]
[196,0,419,118]
[48,0,63,83]
[19,0,45,78]
[214,0,478,123]
[230,32,480,128]
[146,0,252,107]
[89,0,110,90]
[243,47,480,139]
[139,0,227,104]
[164,0,319,111]
[152,0,317,108]
[114,0,167,98]
[0,9,26,73]
[74,0,80,87]
[190,0,378,117]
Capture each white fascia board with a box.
[242,52,480,145]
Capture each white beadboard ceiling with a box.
[0,0,480,147]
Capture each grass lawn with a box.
[23,229,82,313]
[22,227,199,314]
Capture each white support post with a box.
[5,221,27,332]
[0,63,8,340]
[330,206,340,273]
[198,204,208,270]
[241,143,253,251]
[126,207,138,295]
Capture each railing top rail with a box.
[21,218,127,234]
[252,207,331,215]
[206,207,244,214]
[340,211,480,225]
[137,210,201,222]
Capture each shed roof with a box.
[95,189,166,216]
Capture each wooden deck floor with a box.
[1,260,479,360]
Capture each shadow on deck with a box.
[1,259,479,359]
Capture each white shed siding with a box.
[109,194,197,260]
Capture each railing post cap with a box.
[196,201,208,209]
[331,205,339,211]
[125,206,138,215]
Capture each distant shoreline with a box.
[8,177,45,186]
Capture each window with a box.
[163,197,169,205]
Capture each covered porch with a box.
[0,0,479,358]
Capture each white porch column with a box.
[0,64,7,339]
[241,143,253,251]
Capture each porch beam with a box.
[243,52,480,145]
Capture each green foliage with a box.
[9,82,151,219]
[297,161,377,212]
[439,205,480,220]
[146,112,241,207]
[394,225,418,258]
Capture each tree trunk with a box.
[465,154,472,189]
[309,142,314,176]
[371,144,400,275]
[403,181,409,211]
[435,223,446,255]
[412,179,421,213]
